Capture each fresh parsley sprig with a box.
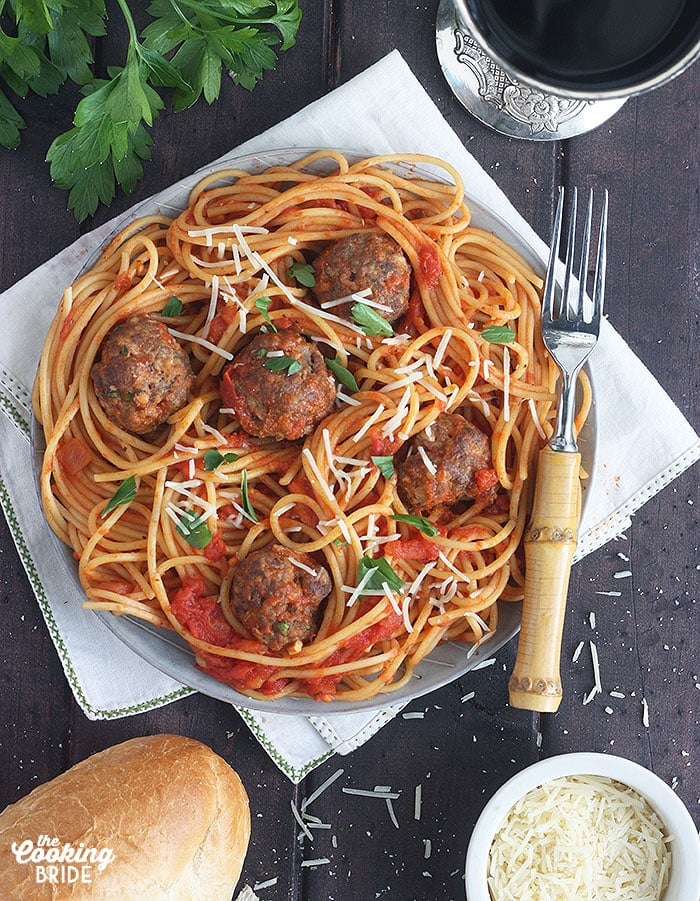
[357,555,404,595]
[390,513,439,537]
[481,324,516,344]
[101,475,137,517]
[175,508,213,548]
[263,354,302,375]
[351,303,394,337]
[0,1,302,220]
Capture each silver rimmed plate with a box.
[32,148,597,714]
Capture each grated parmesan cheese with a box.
[487,775,672,901]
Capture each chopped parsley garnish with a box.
[357,555,404,594]
[351,303,394,337]
[161,296,184,317]
[255,296,277,332]
[481,324,516,344]
[240,470,258,523]
[288,261,316,287]
[391,513,440,537]
[371,455,395,479]
[102,476,137,518]
[203,449,238,471]
[263,355,302,375]
[275,621,290,636]
[175,509,213,549]
[325,357,359,393]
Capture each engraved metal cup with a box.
[437,0,700,140]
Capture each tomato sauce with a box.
[170,577,287,693]
[390,535,441,562]
[418,243,442,289]
[305,608,404,701]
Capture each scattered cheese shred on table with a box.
[488,774,671,901]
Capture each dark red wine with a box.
[467,0,700,92]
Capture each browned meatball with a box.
[91,316,194,435]
[396,413,494,513]
[312,232,411,322]
[220,329,336,441]
[229,543,331,652]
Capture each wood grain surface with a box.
[0,3,697,899]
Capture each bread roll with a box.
[0,734,250,899]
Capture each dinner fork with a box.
[509,186,608,713]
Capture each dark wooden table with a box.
[1,4,697,899]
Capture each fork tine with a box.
[577,189,594,318]
[561,187,578,320]
[590,189,608,332]
[543,187,564,325]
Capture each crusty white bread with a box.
[0,734,251,899]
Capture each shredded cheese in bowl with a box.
[487,774,671,900]
[465,754,700,901]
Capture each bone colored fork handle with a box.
[509,447,581,713]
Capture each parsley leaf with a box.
[357,556,404,595]
[143,0,301,103]
[263,355,302,375]
[3,0,301,216]
[371,455,395,479]
[351,303,394,337]
[240,469,258,522]
[481,324,516,344]
[46,36,165,221]
[390,513,439,537]
[204,449,238,470]
[161,296,184,316]
[288,261,316,287]
[102,476,137,518]
[175,508,213,548]
[255,295,277,331]
[325,357,359,393]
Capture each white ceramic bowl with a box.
[465,752,700,901]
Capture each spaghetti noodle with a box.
[34,151,591,702]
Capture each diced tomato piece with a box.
[170,577,235,646]
[218,504,238,521]
[207,315,227,345]
[113,271,132,293]
[418,243,442,289]
[202,533,227,562]
[474,467,499,493]
[369,430,402,457]
[219,366,238,411]
[56,437,92,477]
[390,536,441,562]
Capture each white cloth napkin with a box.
[0,51,697,783]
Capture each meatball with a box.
[220,329,336,441]
[312,232,411,323]
[91,316,194,435]
[396,413,493,513]
[229,543,331,652]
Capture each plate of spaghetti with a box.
[32,149,594,712]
